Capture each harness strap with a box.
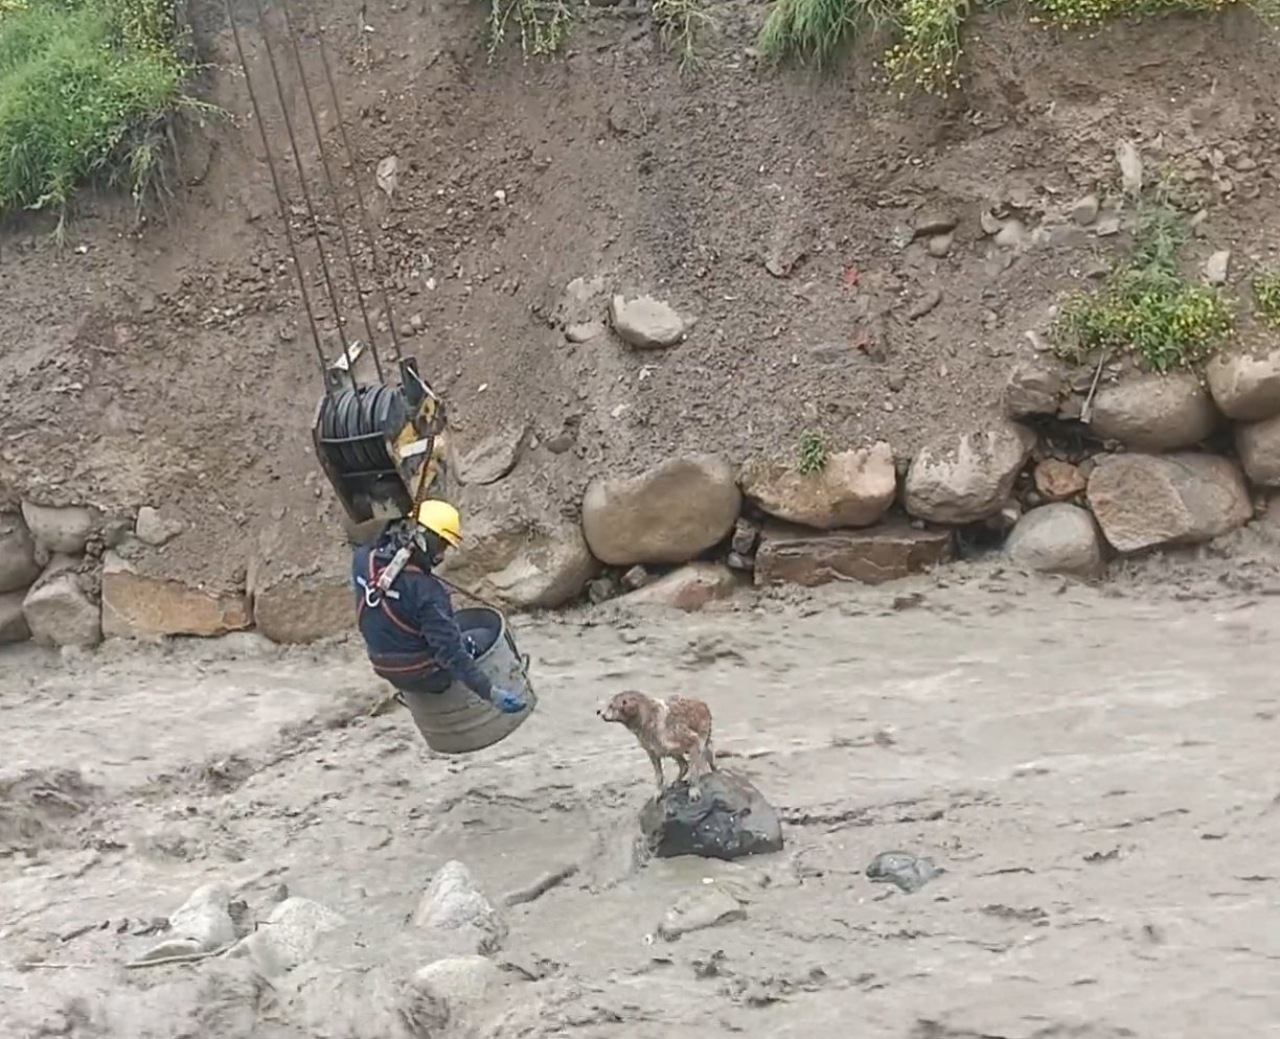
[357,552,423,638]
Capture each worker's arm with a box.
[415,583,494,699]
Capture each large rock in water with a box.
[581,454,741,566]
[903,423,1035,524]
[1087,453,1253,553]
[1207,345,1280,422]
[754,520,953,587]
[740,441,897,529]
[1234,414,1280,488]
[615,563,741,612]
[640,772,783,861]
[1003,503,1104,577]
[0,513,40,594]
[1086,372,1218,451]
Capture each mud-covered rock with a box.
[1002,363,1064,419]
[458,424,528,486]
[657,887,746,940]
[101,551,251,638]
[230,897,347,977]
[22,569,101,647]
[639,772,784,861]
[0,514,40,595]
[1033,458,1087,502]
[168,883,237,951]
[1207,345,1280,422]
[609,293,686,348]
[20,502,99,556]
[251,567,351,644]
[413,860,507,955]
[903,423,1035,524]
[438,512,597,609]
[0,591,31,644]
[740,441,897,529]
[1004,503,1103,577]
[615,562,740,612]
[1234,414,1280,488]
[1087,453,1253,553]
[581,454,740,566]
[411,955,505,1012]
[1087,372,1218,451]
[865,851,944,894]
[754,520,953,588]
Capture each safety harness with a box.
[355,548,441,677]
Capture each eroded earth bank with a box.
[2,570,1277,1038]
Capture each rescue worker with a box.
[353,499,527,714]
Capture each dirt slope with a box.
[1,0,1278,588]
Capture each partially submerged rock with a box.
[903,423,1035,524]
[1086,372,1218,451]
[413,860,507,955]
[1234,414,1280,488]
[865,851,944,894]
[581,454,740,566]
[1004,503,1104,577]
[753,520,952,588]
[229,897,347,977]
[614,562,740,612]
[1087,453,1253,553]
[639,772,783,861]
[657,887,746,941]
[740,441,897,529]
[1207,345,1280,422]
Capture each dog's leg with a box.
[648,750,666,793]
[675,753,689,782]
[685,739,711,802]
[704,737,716,772]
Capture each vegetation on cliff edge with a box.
[0,0,196,222]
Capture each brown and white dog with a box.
[598,690,716,801]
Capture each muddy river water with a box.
[1,569,1277,1038]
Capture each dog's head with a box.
[597,690,645,725]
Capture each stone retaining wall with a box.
[3,344,1278,651]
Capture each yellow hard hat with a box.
[414,499,462,548]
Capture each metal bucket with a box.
[398,605,537,755]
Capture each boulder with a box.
[22,570,101,647]
[639,772,783,861]
[168,883,237,951]
[133,506,185,547]
[1087,453,1253,553]
[1002,363,1064,419]
[0,513,40,594]
[609,294,686,349]
[754,521,953,587]
[101,552,250,638]
[1033,458,1087,502]
[1086,372,1218,451]
[615,563,741,612]
[231,897,347,977]
[458,425,528,486]
[411,955,505,1012]
[0,591,30,644]
[438,513,597,610]
[412,860,507,955]
[252,568,352,644]
[740,441,896,529]
[1235,414,1280,488]
[1004,503,1104,577]
[903,423,1035,524]
[20,502,99,556]
[1207,346,1280,422]
[581,454,740,566]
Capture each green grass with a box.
[0,0,196,223]
[1252,267,1280,328]
[758,0,1268,95]
[797,430,829,474]
[1050,192,1235,373]
[484,0,572,60]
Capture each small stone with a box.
[1087,372,1218,451]
[134,506,185,547]
[1117,139,1144,196]
[865,851,943,894]
[994,220,1026,249]
[1206,345,1280,422]
[622,565,650,590]
[754,521,953,588]
[1003,363,1064,419]
[913,212,958,238]
[730,518,760,556]
[1033,458,1087,501]
[1095,216,1121,237]
[1004,503,1104,577]
[609,294,686,349]
[1204,249,1231,286]
[22,570,101,648]
[615,563,740,613]
[979,210,1003,235]
[565,321,606,343]
[1087,453,1253,553]
[740,442,897,530]
[657,888,746,941]
[639,772,783,861]
[1235,414,1280,488]
[1071,194,1100,226]
[459,425,528,486]
[20,502,99,556]
[587,576,617,604]
[927,233,953,258]
[903,423,1036,524]
[907,288,942,320]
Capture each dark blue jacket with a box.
[351,542,493,698]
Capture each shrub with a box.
[0,0,195,220]
[1050,195,1235,373]
[797,430,829,474]
[1252,267,1280,328]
